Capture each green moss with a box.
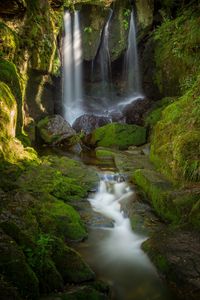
[52,238,94,283]
[142,241,170,273]
[133,168,200,227]
[95,148,115,159]
[90,123,146,150]
[38,199,87,241]
[0,59,23,134]
[145,97,175,129]
[17,156,93,202]
[150,76,200,182]
[0,22,17,61]
[0,231,39,299]
[0,82,17,138]
[153,7,200,95]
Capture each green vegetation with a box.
[154,7,200,95]
[150,76,200,182]
[90,123,146,150]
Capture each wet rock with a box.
[72,114,111,135]
[122,98,151,125]
[109,110,126,123]
[37,114,77,146]
[143,230,200,300]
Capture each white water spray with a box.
[63,11,83,124]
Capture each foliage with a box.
[154,7,200,95]
[84,26,93,33]
[150,75,200,182]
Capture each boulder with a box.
[37,114,77,145]
[122,98,150,125]
[89,122,147,150]
[72,114,111,135]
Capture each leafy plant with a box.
[84,26,92,33]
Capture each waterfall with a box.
[123,9,142,100]
[98,9,113,99]
[63,11,83,124]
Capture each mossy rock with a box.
[133,168,200,227]
[0,59,23,134]
[108,0,131,61]
[145,97,175,129]
[150,76,200,182]
[0,230,39,299]
[52,238,95,283]
[90,122,146,150]
[153,7,200,96]
[38,199,87,241]
[17,155,97,202]
[0,82,17,138]
[80,5,109,61]
[0,22,17,61]
[95,147,115,159]
[34,257,64,294]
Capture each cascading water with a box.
[123,9,143,104]
[98,9,113,99]
[63,11,83,124]
[76,174,174,300]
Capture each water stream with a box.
[63,11,83,124]
[77,172,174,300]
[121,9,144,106]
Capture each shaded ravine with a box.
[75,171,176,300]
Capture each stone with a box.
[52,238,95,283]
[37,114,77,145]
[122,98,150,125]
[143,230,200,300]
[0,230,39,299]
[89,122,147,150]
[72,114,111,135]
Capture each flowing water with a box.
[122,9,143,104]
[77,173,175,300]
[63,11,83,124]
[98,9,113,99]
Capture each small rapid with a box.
[77,173,175,300]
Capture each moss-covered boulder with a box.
[37,115,77,145]
[52,238,95,283]
[133,168,200,227]
[0,82,17,138]
[17,155,97,201]
[38,199,87,241]
[153,7,200,96]
[0,230,39,299]
[0,59,23,134]
[150,76,200,182]
[0,22,17,60]
[89,122,146,149]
